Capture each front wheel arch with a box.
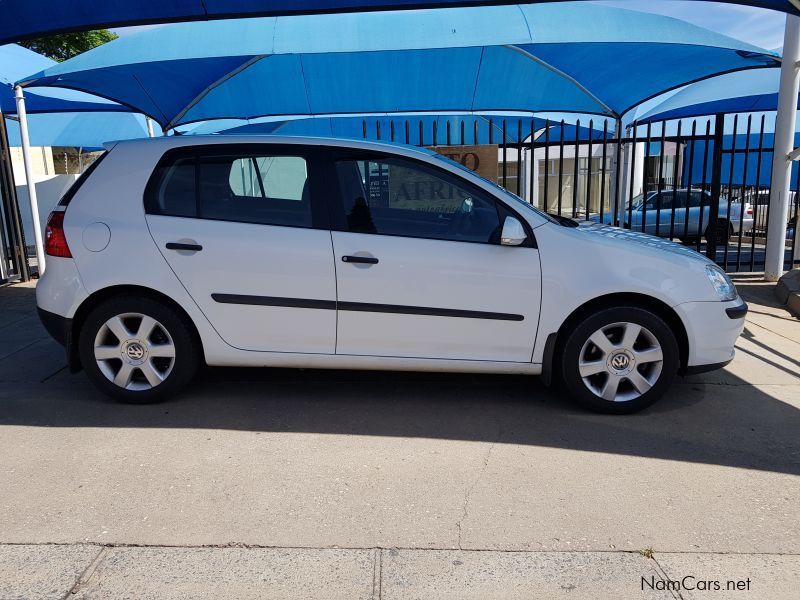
[543,292,690,383]
[69,285,204,372]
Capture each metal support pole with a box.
[146,117,156,138]
[765,15,800,281]
[14,86,46,276]
[0,108,30,281]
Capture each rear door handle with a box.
[342,255,378,264]
[166,242,203,252]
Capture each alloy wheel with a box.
[577,321,664,403]
[93,312,176,390]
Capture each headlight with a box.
[704,265,737,301]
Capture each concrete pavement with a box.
[0,276,798,598]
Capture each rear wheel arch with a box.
[70,285,204,371]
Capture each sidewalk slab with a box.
[0,544,99,600]
[73,546,375,600]
[380,549,670,600]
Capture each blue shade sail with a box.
[1,44,129,114]
[2,44,147,146]
[636,69,789,123]
[19,4,781,130]
[0,0,797,46]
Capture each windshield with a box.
[432,153,562,225]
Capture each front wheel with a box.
[78,295,199,403]
[560,307,679,414]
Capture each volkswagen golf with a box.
[36,136,747,413]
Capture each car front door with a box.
[327,152,541,362]
[145,144,337,354]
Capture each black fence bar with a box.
[735,115,752,271]
[502,119,507,189]
[558,120,565,216]
[682,120,697,241]
[668,120,682,239]
[599,119,608,224]
[655,122,666,236]
[696,119,712,254]
[516,118,523,197]
[749,115,766,271]
[405,120,410,144]
[641,121,652,233]
[627,122,638,229]
[707,114,726,261]
[543,120,550,209]
[722,115,739,269]
[460,120,465,145]
[432,121,438,146]
[446,121,451,146]
[572,119,580,218]
[585,119,593,220]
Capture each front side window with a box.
[335,157,502,244]
[146,150,311,228]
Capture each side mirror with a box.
[501,216,527,246]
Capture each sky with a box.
[113,1,789,51]
[593,1,786,49]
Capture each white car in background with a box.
[592,189,754,244]
[36,136,747,414]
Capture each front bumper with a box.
[674,298,747,370]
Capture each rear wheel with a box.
[560,306,679,414]
[78,295,199,403]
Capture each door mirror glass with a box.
[501,216,527,246]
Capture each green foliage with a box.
[20,30,118,62]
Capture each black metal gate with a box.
[361,114,800,273]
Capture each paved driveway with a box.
[0,276,798,598]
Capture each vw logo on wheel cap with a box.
[611,354,630,370]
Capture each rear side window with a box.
[58,152,107,207]
[145,149,312,228]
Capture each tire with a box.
[705,220,731,246]
[78,295,199,403]
[559,306,680,414]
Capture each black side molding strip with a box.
[725,302,748,320]
[338,301,523,321]
[212,294,336,310]
[211,294,523,321]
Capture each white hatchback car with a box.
[37,136,747,413]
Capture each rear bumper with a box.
[38,308,71,347]
[37,308,80,372]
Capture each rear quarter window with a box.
[58,152,108,207]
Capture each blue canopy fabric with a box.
[0,0,797,46]
[20,4,780,130]
[1,44,147,147]
[635,69,789,123]
[1,44,130,114]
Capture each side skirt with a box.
[205,351,542,375]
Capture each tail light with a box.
[745,204,753,215]
[44,211,72,258]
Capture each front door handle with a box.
[342,255,378,265]
[166,242,203,252]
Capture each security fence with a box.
[361,114,800,273]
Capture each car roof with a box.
[108,134,440,160]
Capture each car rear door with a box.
[145,144,337,354]
[327,151,541,362]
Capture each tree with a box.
[20,30,118,62]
